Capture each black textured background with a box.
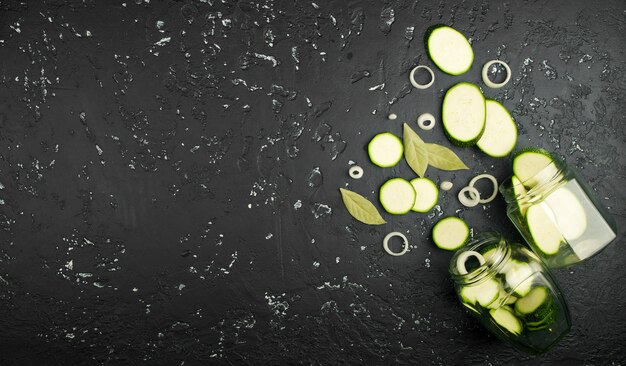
[1,0,625,365]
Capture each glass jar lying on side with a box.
[500,152,618,268]
[449,233,571,355]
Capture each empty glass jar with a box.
[449,233,571,354]
[500,156,618,268]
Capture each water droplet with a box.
[404,26,415,42]
[350,70,371,83]
[180,4,198,24]
[312,123,332,142]
[311,203,332,219]
[380,7,395,34]
[307,167,323,188]
[540,60,558,80]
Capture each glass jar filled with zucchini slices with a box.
[450,233,571,355]
[500,149,618,268]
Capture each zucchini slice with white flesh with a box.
[482,247,498,263]
[515,286,557,330]
[409,178,439,213]
[432,217,470,250]
[368,132,403,168]
[514,286,550,315]
[379,178,416,215]
[511,176,529,217]
[459,278,500,307]
[486,286,518,309]
[543,186,587,241]
[512,149,555,187]
[526,202,564,255]
[442,82,486,146]
[490,307,522,335]
[504,261,534,297]
[476,100,518,157]
[425,25,474,75]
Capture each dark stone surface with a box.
[0,0,624,364]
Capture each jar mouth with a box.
[449,232,510,285]
[499,160,567,205]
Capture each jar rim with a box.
[499,160,568,205]
[449,232,510,285]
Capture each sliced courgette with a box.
[459,278,500,307]
[514,286,550,315]
[486,286,518,309]
[512,148,555,187]
[490,307,522,335]
[425,25,474,75]
[526,202,564,256]
[409,177,439,213]
[432,217,470,251]
[442,82,486,147]
[482,247,498,263]
[511,175,529,217]
[368,132,403,168]
[515,286,557,331]
[379,178,416,215]
[503,261,534,297]
[543,186,587,242]
[476,100,518,158]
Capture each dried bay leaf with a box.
[339,188,386,225]
[424,143,469,171]
[403,123,429,177]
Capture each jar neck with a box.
[450,233,510,285]
[500,160,570,206]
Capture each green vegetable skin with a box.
[515,286,558,331]
[504,260,534,296]
[425,25,474,75]
[432,216,469,250]
[379,178,416,215]
[459,278,500,307]
[511,148,555,186]
[476,100,518,158]
[409,178,438,213]
[490,307,522,335]
[368,132,403,168]
[442,82,486,147]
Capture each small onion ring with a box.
[458,186,480,207]
[469,174,498,204]
[417,113,436,130]
[482,60,512,89]
[349,165,364,179]
[409,65,435,89]
[440,181,453,191]
[383,232,409,256]
[456,250,486,275]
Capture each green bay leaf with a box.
[403,123,429,177]
[339,188,386,225]
[425,143,469,171]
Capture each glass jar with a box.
[500,157,618,268]
[449,233,571,355]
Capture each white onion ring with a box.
[383,232,409,256]
[482,60,511,89]
[458,186,480,207]
[456,250,486,275]
[469,174,498,204]
[349,166,364,179]
[440,181,453,191]
[409,65,435,89]
[417,113,436,130]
